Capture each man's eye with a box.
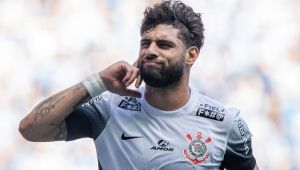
[141,43,150,47]
[160,44,171,48]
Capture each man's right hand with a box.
[99,61,142,98]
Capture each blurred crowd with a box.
[0,0,299,169]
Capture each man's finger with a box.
[133,60,138,67]
[122,68,133,85]
[125,68,139,87]
[135,73,142,88]
[132,60,142,88]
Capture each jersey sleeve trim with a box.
[65,104,108,141]
[221,109,256,170]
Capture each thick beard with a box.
[138,54,185,88]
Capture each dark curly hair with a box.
[140,0,205,50]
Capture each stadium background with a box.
[0,0,299,169]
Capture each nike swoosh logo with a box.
[121,132,143,140]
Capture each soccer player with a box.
[19,0,259,169]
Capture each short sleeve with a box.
[221,114,256,170]
[65,93,112,141]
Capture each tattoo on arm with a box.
[72,83,84,94]
[50,122,67,140]
[253,164,259,170]
[34,96,65,121]
[72,92,90,110]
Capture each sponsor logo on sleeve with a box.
[238,120,250,155]
[183,132,212,165]
[83,95,108,106]
[118,97,141,111]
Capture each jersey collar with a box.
[140,87,198,119]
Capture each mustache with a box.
[141,58,164,65]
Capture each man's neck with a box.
[144,79,191,111]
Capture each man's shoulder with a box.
[196,93,226,111]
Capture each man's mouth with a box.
[144,61,160,66]
[143,60,162,66]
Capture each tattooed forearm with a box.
[72,82,84,94]
[34,96,65,121]
[72,92,90,110]
[51,122,67,140]
[253,164,259,170]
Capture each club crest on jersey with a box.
[118,97,141,111]
[183,132,212,165]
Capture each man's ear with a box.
[186,46,199,66]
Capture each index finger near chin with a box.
[135,73,142,88]
[126,67,139,86]
[132,60,138,67]
[119,61,131,73]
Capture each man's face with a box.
[137,24,187,88]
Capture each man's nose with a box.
[146,42,159,58]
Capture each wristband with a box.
[82,73,107,98]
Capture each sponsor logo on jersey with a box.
[121,132,143,140]
[83,95,108,106]
[238,120,250,155]
[150,140,174,152]
[196,108,225,122]
[118,97,141,111]
[200,103,224,112]
[183,132,212,165]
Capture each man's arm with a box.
[19,61,142,142]
[19,83,92,142]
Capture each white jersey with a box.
[65,87,256,170]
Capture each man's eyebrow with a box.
[140,38,176,46]
[156,39,175,46]
[140,39,151,43]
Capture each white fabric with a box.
[91,87,241,170]
[82,73,107,98]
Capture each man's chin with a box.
[141,68,161,76]
[144,79,174,88]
